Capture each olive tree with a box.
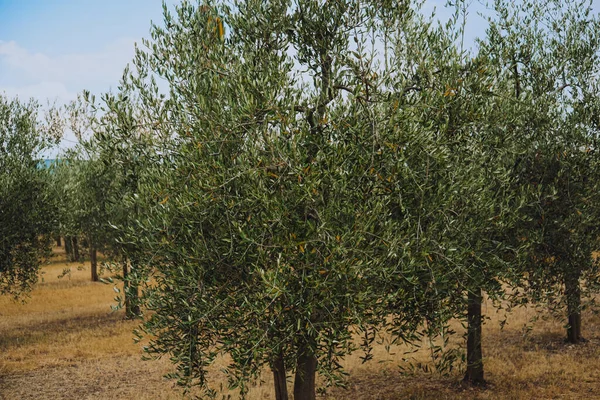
[360,2,539,384]
[88,92,155,319]
[93,0,495,398]
[484,0,600,344]
[0,94,59,298]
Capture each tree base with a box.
[564,336,587,344]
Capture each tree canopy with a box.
[0,94,59,298]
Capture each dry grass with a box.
[1,248,600,399]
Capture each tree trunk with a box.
[123,259,140,319]
[565,272,583,344]
[90,242,98,282]
[293,345,317,400]
[272,351,288,400]
[64,236,73,261]
[464,287,485,385]
[55,236,61,247]
[72,236,80,262]
[123,261,133,318]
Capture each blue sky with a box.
[0,0,176,103]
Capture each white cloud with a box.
[0,39,141,156]
[1,81,77,103]
[0,38,137,104]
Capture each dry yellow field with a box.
[1,248,600,399]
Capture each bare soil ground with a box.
[1,248,600,399]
